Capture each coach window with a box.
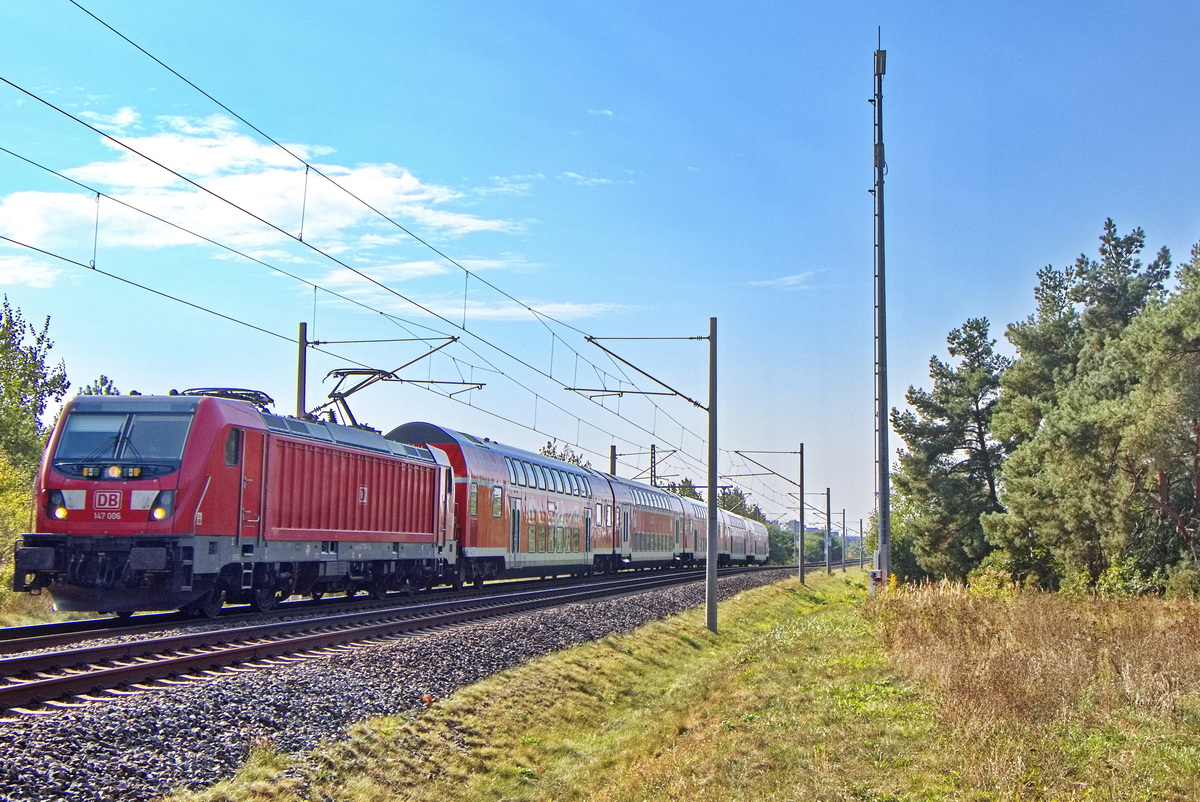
[536,465,549,491]
[469,482,479,516]
[567,474,579,496]
[492,485,503,517]
[553,470,565,494]
[224,428,241,466]
[505,458,519,486]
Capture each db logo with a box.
[93,491,122,510]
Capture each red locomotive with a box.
[13,390,768,616]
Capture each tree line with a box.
[892,220,1200,594]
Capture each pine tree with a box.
[891,317,1011,580]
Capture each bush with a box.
[1093,556,1166,597]
[1164,560,1200,598]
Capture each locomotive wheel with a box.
[396,576,416,597]
[368,577,389,600]
[250,585,280,612]
[180,587,224,619]
[197,589,224,618]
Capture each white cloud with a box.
[78,106,140,135]
[320,260,452,291]
[586,109,616,117]
[0,254,62,288]
[747,272,817,291]
[559,172,614,187]
[0,111,513,255]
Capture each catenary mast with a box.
[872,38,891,578]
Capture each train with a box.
[11,389,769,617]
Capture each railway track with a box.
[0,571,599,657]
[0,566,769,714]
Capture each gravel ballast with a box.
[0,571,786,801]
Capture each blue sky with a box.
[1,1,1198,530]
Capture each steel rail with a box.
[0,567,772,712]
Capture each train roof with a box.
[386,421,587,472]
[66,395,202,414]
[262,413,439,462]
[64,394,439,464]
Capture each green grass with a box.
[163,572,1200,800]
[164,572,945,801]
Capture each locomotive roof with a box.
[67,395,201,414]
[65,395,438,463]
[262,413,437,462]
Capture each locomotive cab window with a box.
[54,411,193,477]
[224,428,241,466]
[469,482,479,516]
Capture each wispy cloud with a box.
[747,271,817,291]
[78,106,140,135]
[476,174,545,197]
[586,109,615,118]
[0,112,515,286]
[559,172,615,187]
[0,254,62,288]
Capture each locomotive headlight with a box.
[149,490,175,521]
[46,490,68,520]
[106,465,122,479]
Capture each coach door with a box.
[238,429,266,546]
[584,507,592,552]
[510,498,522,557]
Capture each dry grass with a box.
[868,580,1200,798]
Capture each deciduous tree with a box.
[0,297,69,475]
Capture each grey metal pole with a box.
[842,508,847,572]
[825,488,832,575]
[297,322,307,418]
[610,445,617,476]
[860,518,865,569]
[706,317,719,633]
[873,42,891,579]
[798,444,805,584]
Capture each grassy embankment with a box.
[160,570,1200,800]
